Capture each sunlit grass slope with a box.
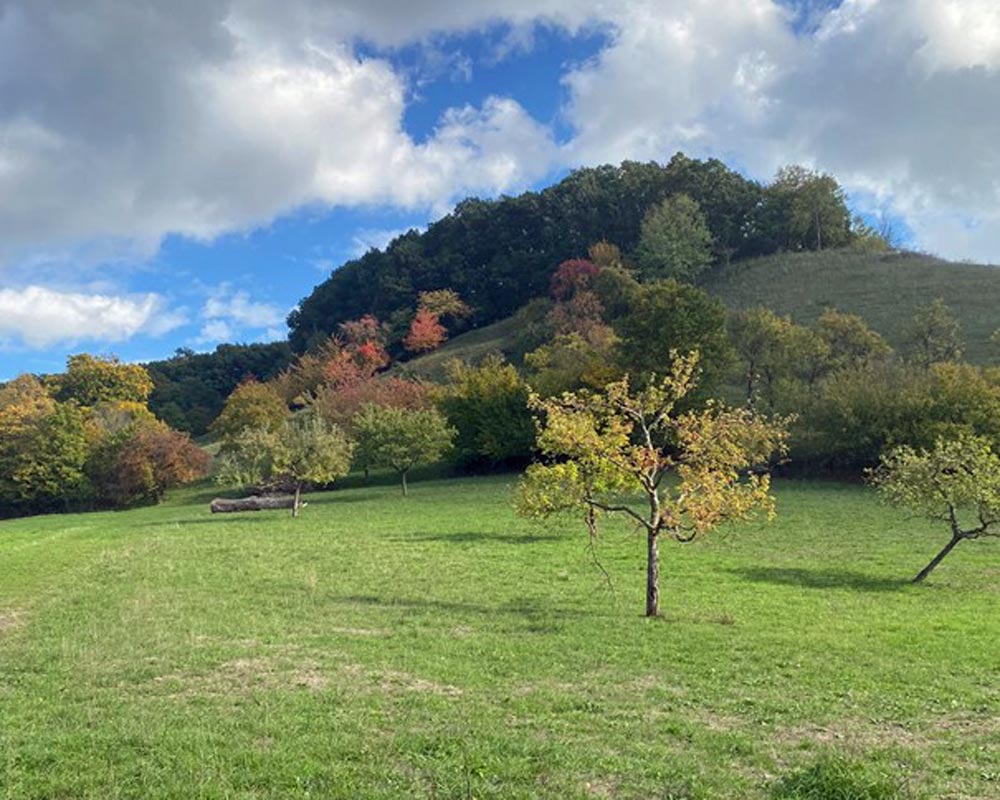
[1,475,997,798]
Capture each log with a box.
[210,496,304,513]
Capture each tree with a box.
[417,289,472,321]
[766,166,852,251]
[439,356,537,468]
[614,280,733,393]
[870,434,1000,583]
[216,414,354,516]
[814,309,892,373]
[516,352,789,616]
[211,379,288,448]
[728,308,800,407]
[635,194,714,282]
[905,299,963,367]
[403,309,447,353]
[58,354,154,407]
[88,420,209,508]
[352,405,455,495]
[549,259,600,301]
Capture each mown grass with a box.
[1,475,998,799]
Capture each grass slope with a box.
[404,249,1000,373]
[702,250,1000,364]
[1,475,998,798]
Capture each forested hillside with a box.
[288,155,857,351]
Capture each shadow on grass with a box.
[331,593,587,625]
[729,567,909,592]
[401,531,563,545]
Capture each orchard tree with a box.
[635,193,714,282]
[870,434,1000,583]
[353,405,454,495]
[516,352,789,617]
[216,414,353,516]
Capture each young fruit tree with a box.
[352,404,454,495]
[216,414,354,516]
[869,434,1000,583]
[515,352,789,617]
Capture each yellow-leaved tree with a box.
[516,352,789,617]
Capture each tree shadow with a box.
[330,593,587,625]
[728,566,909,593]
[401,531,563,545]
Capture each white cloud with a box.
[1,0,999,273]
[203,289,284,329]
[0,286,184,348]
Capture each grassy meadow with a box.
[1,473,998,799]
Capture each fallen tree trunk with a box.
[210,496,301,513]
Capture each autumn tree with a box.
[814,309,892,373]
[57,354,154,407]
[870,434,1000,583]
[417,289,472,322]
[211,379,288,448]
[905,299,963,368]
[635,194,714,282]
[403,309,447,353]
[352,405,454,495]
[516,352,789,616]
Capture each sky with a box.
[2,0,1000,378]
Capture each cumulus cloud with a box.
[1,0,998,277]
[0,287,185,348]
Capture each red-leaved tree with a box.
[404,309,447,353]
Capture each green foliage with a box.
[0,402,91,510]
[215,427,281,490]
[438,356,536,468]
[771,754,907,800]
[211,380,288,449]
[57,354,154,407]
[815,309,892,374]
[352,405,454,494]
[905,298,963,367]
[613,279,733,392]
[635,193,714,282]
[145,342,294,435]
[763,166,852,252]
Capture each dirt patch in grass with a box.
[341,664,463,697]
[776,713,999,751]
[0,609,24,635]
[154,656,329,697]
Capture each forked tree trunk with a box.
[913,534,962,583]
[292,484,301,518]
[646,531,660,617]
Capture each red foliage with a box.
[403,309,447,353]
[546,290,607,339]
[338,315,387,347]
[311,376,432,429]
[549,259,600,301]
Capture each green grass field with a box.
[1,474,998,799]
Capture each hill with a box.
[702,249,1000,364]
[402,248,1000,374]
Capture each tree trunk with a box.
[210,496,298,513]
[292,484,301,517]
[401,469,408,497]
[913,534,962,583]
[646,530,660,617]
